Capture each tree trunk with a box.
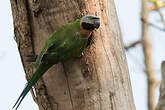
[141,0,157,110]
[156,61,165,110]
[10,0,136,110]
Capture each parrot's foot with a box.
[74,53,84,59]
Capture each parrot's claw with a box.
[74,53,84,59]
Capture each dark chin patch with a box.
[82,22,95,31]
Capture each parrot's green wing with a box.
[35,26,66,68]
[35,41,54,68]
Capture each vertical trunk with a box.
[156,61,165,110]
[141,0,156,110]
[10,0,136,110]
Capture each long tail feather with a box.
[13,63,53,110]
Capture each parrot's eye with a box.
[82,22,95,31]
[92,17,99,19]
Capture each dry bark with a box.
[156,61,165,110]
[10,0,135,110]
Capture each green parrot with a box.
[13,15,100,109]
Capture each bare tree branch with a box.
[141,0,158,110]
[150,2,165,11]
[141,17,165,32]
[150,1,165,30]
[125,40,141,50]
[157,8,165,28]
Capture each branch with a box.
[155,61,165,110]
[141,17,165,32]
[141,1,157,109]
[125,40,141,50]
[150,1,165,30]
[150,2,165,11]
[157,8,165,28]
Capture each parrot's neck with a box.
[81,28,92,38]
[80,20,92,38]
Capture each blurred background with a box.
[0,0,165,110]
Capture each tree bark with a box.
[156,61,165,110]
[10,0,136,110]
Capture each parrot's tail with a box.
[13,63,53,110]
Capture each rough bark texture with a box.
[156,61,165,110]
[10,0,136,110]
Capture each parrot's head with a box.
[81,15,100,31]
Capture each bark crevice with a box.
[62,63,75,110]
